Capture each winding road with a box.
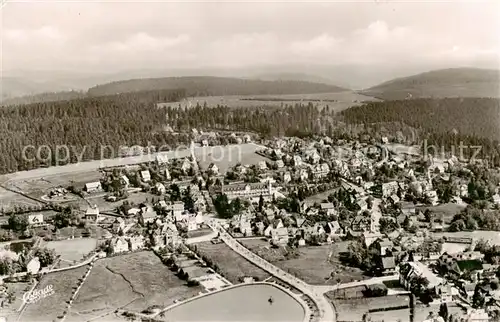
[206,219,336,322]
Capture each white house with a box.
[28,214,44,227]
[85,206,100,222]
[140,170,151,182]
[276,160,285,169]
[258,161,268,170]
[111,237,129,254]
[122,175,130,188]
[156,154,169,165]
[85,181,102,193]
[155,182,166,194]
[283,172,292,183]
[320,203,336,216]
[165,168,171,180]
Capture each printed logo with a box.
[22,285,55,305]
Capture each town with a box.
[1,127,499,322]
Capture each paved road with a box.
[207,219,335,322]
[314,275,399,294]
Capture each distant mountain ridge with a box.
[87,76,348,97]
[362,67,500,100]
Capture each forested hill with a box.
[361,68,500,100]
[0,91,87,106]
[87,76,347,97]
[340,97,500,140]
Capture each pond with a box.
[161,283,305,322]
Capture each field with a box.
[67,251,202,321]
[193,241,270,283]
[42,238,97,268]
[240,239,367,285]
[21,266,89,322]
[1,282,31,321]
[329,295,410,321]
[158,91,378,112]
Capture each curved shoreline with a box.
[155,282,309,322]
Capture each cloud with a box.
[290,33,341,56]
[3,26,64,43]
[92,33,190,53]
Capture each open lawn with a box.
[187,227,213,239]
[194,241,270,283]
[240,239,367,285]
[21,266,89,322]
[197,143,268,173]
[158,91,378,112]
[42,238,97,268]
[1,282,31,321]
[7,171,102,199]
[330,295,410,321]
[67,251,202,322]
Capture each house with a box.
[382,181,399,198]
[85,205,100,222]
[122,175,130,188]
[222,182,277,201]
[187,215,198,231]
[293,155,303,167]
[155,182,166,194]
[239,218,252,236]
[28,213,45,227]
[362,231,385,248]
[351,215,368,232]
[382,257,396,275]
[299,168,309,181]
[389,194,400,204]
[172,201,185,218]
[129,236,145,251]
[400,261,444,290]
[381,137,389,144]
[140,170,151,182]
[271,227,289,246]
[208,163,219,175]
[378,238,394,256]
[181,158,192,172]
[111,237,130,254]
[127,207,141,216]
[320,203,336,216]
[324,221,343,236]
[276,160,285,169]
[243,134,252,143]
[27,257,41,274]
[258,161,268,170]
[112,218,125,233]
[465,309,489,322]
[426,190,439,205]
[85,181,102,193]
[140,207,157,224]
[283,172,292,183]
[156,154,169,165]
[356,199,368,211]
[165,168,172,180]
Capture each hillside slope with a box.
[87,76,347,97]
[362,68,500,100]
[341,97,500,141]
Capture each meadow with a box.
[158,91,378,112]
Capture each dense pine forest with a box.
[341,97,500,163]
[341,98,500,140]
[0,89,187,174]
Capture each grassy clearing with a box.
[67,251,202,322]
[194,241,270,283]
[240,239,367,285]
[1,282,31,321]
[331,295,410,321]
[159,91,377,112]
[21,266,89,322]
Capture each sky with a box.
[1,0,500,81]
